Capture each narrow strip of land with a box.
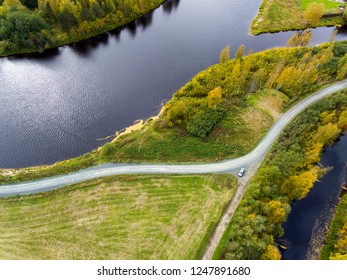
[0,81,346,200]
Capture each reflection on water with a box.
[281,135,347,260]
[163,0,181,14]
[0,0,346,168]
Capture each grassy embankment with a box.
[0,173,236,259]
[213,91,347,260]
[1,40,346,184]
[320,190,347,260]
[251,0,346,35]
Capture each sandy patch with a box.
[112,106,166,142]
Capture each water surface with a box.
[281,135,347,260]
[0,0,345,168]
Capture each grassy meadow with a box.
[251,0,345,34]
[301,0,342,10]
[0,174,236,260]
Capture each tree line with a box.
[0,0,164,55]
[160,36,347,140]
[216,91,347,260]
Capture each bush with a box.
[187,108,225,139]
[103,142,116,156]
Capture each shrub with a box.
[187,108,225,139]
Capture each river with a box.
[281,134,347,260]
[0,0,346,168]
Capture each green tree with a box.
[43,1,54,21]
[187,108,225,139]
[0,11,49,49]
[57,7,78,31]
[91,0,104,18]
[104,0,116,14]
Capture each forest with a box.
[0,0,165,55]
[215,91,347,260]
[160,35,347,140]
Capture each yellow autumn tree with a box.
[235,44,245,59]
[338,111,347,130]
[220,45,230,64]
[313,122,341,146]
[276,66,297,90]
[315,44,334,68]
[337,54,347,80]
[266,200,286,224]
[330,253,347,260]
[303,3,325,26]
[336,221,347,252]
[281,168,319,200]
[304,143,323,167]
[261,245,281,260]
[330,220,347,259]
[208,86,223,109]
[320,110,336,125]
[1,0,26,13]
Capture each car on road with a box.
[238,167,245,177]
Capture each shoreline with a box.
[0,43,346,184]
[251,23,344,36]
[112,107,165,142]
[0,0,167,58]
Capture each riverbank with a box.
[319,164,347,260]
[213,91,347,260]
[251,0,346,35]
[281,132,347,260]
[0,0,166,57]
[0,41,346,185]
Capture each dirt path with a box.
[201,160,261,259]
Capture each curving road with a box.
[0,80,346,199]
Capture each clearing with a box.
[0,174,236,260]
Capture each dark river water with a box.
[0,0,346,168]
[281,134,347,260]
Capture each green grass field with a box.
[251,0,345,34]
[300,0,342,10]
[0,174,236,260]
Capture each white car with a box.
[238,167,245,177]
